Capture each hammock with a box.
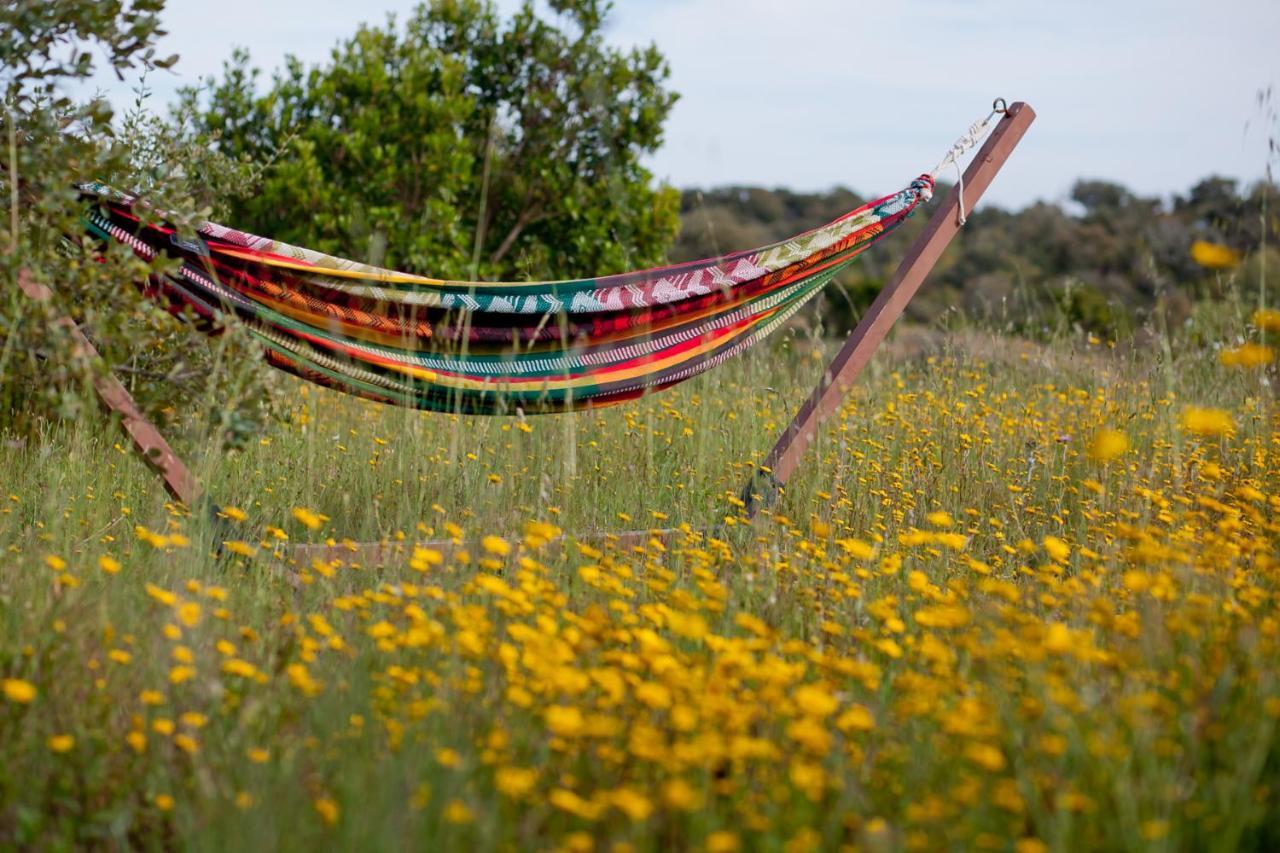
[81,175,934,414]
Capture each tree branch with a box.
[488,201,546,266]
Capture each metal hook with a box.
[992,97,1009,114]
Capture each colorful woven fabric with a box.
[81,175,934,413]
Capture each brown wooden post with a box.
[742,101,1036,517]
[17,269,202,506]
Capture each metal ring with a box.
[992,97,1009,114]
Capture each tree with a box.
[183,0,681,282]
[0,1,273,446]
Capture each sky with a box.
[82,0,1280,209]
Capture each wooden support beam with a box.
[742,101,1037,517]
[17,269,201,506]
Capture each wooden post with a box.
[742,101,1036,517]
[17,269,202,506]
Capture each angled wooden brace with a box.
[741,101,1036,517]
[16,269,201,506]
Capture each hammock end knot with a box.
[912,174,935,204]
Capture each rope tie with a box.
[929,98,1007,226]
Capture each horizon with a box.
[81,0,1279,210]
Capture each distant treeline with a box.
[671,177,1279,337]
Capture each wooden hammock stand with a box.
[20,102,1035,567]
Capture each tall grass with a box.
[2,305,1278,849]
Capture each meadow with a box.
[3,302,1280,850]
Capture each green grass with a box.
[2,318,1279,850]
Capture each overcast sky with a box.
[83,0,1279,209]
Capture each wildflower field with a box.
[4,309,1280,850]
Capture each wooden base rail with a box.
[289,528,683,569]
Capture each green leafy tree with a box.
[1,1,275,448]
[183,0,681,282]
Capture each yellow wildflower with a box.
[481,535,511,557]
[126,731,146,754]
[144,584,177,606]
[177,602,201,628]
[836,704,876,732]
[706,831,741,853]
[549,789,603,821]
[1087,429,1129,462]
[662,778,701,811]
[443,799,474,824]
[1254,308,1280,332]
[223,540,258,558]
[1179,407,1234,437]
[635,681,673,710]
[1043,536,1070,563]
[545,705,585,737]
[1123,571,1152,593]
[314,797,340,825]
[291,506,326,530]
[610,787,653,821]
[965,742,1006,772]
[793,684,839,718]
[3,679,36,704]
[1190,239,1240,269]
[495,766,538,799]
[926,510,954,528]
[410,547,443,571]
[836,537,875,560]
[221,505,248,522]
[1220,342,1274,368]
[168,666,195,685]
[134,526,169,549]
[47,734,74,753]
[1043,622,1073,654]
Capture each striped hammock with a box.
[82,175,935,414]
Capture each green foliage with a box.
[183,0,681,282]
[674,177,1279,339]
[0,1,277,449]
